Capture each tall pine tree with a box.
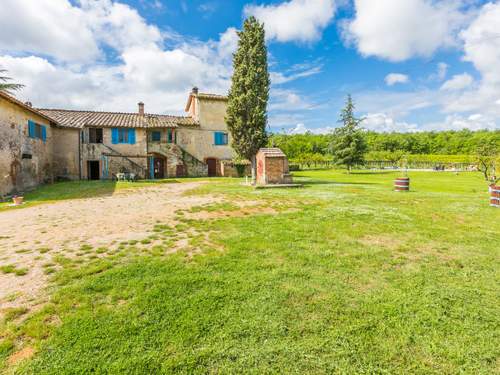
[330,95,367,173]
[226,16,270,183]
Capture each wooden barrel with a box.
[394,177,410,192]
[490,185,499,208]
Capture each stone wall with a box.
[265,158,286,184]
[220,161,251,177]
[81,127,148,179]
[179,97,234,176]
[52,127,80,180]
[0,98,54,196]
[147,142,208,177]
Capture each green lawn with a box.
[2,170,499,374]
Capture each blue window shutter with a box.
[111,128,118,144]
[214,132,226,145]
[149,157,155,179]
[129,128,136,144]
[28,120,35,138]
[41,126,47,142]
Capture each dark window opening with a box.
[28,120,46,142]
[167,129,175,144]
[151,131,161,142]
[118,128,129,143]
[22,153,32,159]
[89,128,103,144]
[35,124,42,139]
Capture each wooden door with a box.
[176,164,186,177]
[154,158,164,179]
[206,158,217,177]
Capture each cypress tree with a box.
[330,95,367,173]
[226,16,270,183]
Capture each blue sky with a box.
[1,0,499,133]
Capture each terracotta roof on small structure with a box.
[37,108,198,129]
[257,148,287,157]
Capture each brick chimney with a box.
[25,101,32,107]
[138,102,144,116]
[192,87,199,95]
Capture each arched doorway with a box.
[149,154,166,179]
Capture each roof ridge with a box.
[38,108,193,119]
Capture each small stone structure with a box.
[256,148,293,185]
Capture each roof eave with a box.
[0,91,61,126]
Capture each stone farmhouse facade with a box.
[0,88,235,196]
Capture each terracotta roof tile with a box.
[258,148,287,157]
[185,92,228,112]
[36,109,198,129]
[197,93,228,100]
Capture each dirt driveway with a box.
[0,181,219,311]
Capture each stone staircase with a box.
[100,144,148,179]
[147,142,208,177]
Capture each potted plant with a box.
[394,155,410,192]
[476,144,499,207]
[12,193,24,206]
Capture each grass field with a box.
[1,170,498,374]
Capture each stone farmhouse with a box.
[0,88,235,196]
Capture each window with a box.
[112,128,136,144]
[151,131,161,142]
[214,132,228,146]
[28,120,47,142]
[89,128,103,144]
[35,124,42,139]
[118,129,128,143]
[167,129,175,144]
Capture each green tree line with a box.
[269,129,500,163]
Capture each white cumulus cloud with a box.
[362,113,419,132]
[0,0,99,62]
[289,123,334,134]
[342,0,469,61]
[385,73,409,86]
[440,73,474,91]
[0,0,239,114]
[244,0,336,43]
[422,114,498,131]
[442,2,500,118]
